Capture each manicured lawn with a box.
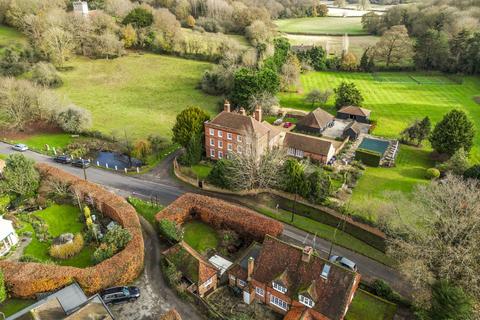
[0,24,26,55]
[279,72,480,161]
[16,133,74,153]
[255,205,394,266]
[58,53,220,139]
[127,196,163,225]
[275,17,366,35]
[191,163,213,179]
[183,220,219,254]
[0,298,36,317]
[22,205,94,268]
[346,290,397,320]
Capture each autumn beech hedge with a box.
[155,193,283,241]
[0,164,144,298]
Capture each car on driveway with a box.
[283,122,293,128]
[71,159,91,168]
[100,286,140,305]
[12,144,28,152]
[53,155,72,164]
[329,255,358,272]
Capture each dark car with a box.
[53,155,72,164]
[329,255,358,272]
[100,286,140,305]
[71,159,91,168]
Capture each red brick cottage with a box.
[228,236,360,320]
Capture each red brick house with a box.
[227,236,361,320]
[204,101,282,160]
[284,132,337,164]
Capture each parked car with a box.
[273,118,283,126]
[283,122,293,128]
[71,159,91,168]
[53,155,72,164]
[329,255,358,272]
[100,286,140,304]
[12,144,28,152]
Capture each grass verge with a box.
[127,196,163,225]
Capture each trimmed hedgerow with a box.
[355,148,382,167]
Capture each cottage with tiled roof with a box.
[204,101,283,160]
[163,241,218,297]
[228,236,360,320]
[336,106,371,124]
[284,132,336,164]
[296,108,335,134]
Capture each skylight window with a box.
[321,264,331,279]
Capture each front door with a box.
[243,290,251,304]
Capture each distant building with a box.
[204,101,282,160]
[72,1,89,16]
[295,108,335,134]
[8,282,114,320]
[227,236,360,320]
[0,217,18,257]
[336,106,371,124]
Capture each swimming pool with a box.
[358,138,389,156]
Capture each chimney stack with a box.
[254,105,262,122]
[247,257,254,281]
[224,100,231,112]
[239,107,246,116]
[302,246,313,263]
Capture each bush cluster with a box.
[158,219,182,243]
[93,225,132,264]
[49,233,85,259]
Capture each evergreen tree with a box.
[172,106,210,148]
[429,109,475,156]
[417,116,431,146]
[359,49,370,72]
[179,134,202,166]
[430,280,473,320]
[0,270,6,303]
[334,82,364,109]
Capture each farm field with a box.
[285,34,379,57]
[0,24,26,55]
[279,71,480,221]
[58,53,220,139]
[275,17,366,35]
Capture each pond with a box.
[94,151,142,170]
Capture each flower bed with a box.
[155,193,283,242]
[0,164,144,297]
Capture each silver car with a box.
[329,255,358,272]
[12,144,28,152]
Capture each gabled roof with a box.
[209,111,272,137]
[296,108,334,130]
[163,242,218,284]
[338,106,371,117]
[228,242,262,280]
[252,236,359,320]
[284,132,333,156]
[284,307,315,320]
[344,121,362,134]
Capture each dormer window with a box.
[321,264,331,279]
[272,282,287,294]
[299,295,314,308]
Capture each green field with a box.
[15,133,73,152]
[346,290,397,320]
[275,17,366,35]
[0,24,26,55]
[58,53,220,139]
[183,220,219,254]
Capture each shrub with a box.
[122,7,153,28]
[93,243,116,264]
[425,168,440,180]
[56,104,92,134]
[430,280,473,320]
[49,233,85,259]
[158,219,182,242]
[0,153,40,198]
[164,261,181,287]
[31,62,63,88]
[0,270,6,303]
[370,279,404,304]
[103,225,132,250]
[464,164,480,180]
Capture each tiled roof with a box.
[284,307,314,320]
[284,132,333,156]
[229,242,262,280]
[160,309,182,320]
[338,106,371,117]
[209,111,272,137]
[253,236,359,320]
[344,121,362,134]
[296,108,334,130]
[163,242,218,284]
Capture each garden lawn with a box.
[183,220,219,254]
[127,196,163,225]
[58,53,220,139]
[255,205,394,266]
[275,17,366,35]
[345,290,397,320]
[191,163,213,179]
[22,205,95,268]
[0,298,36,317]
[0,25,26,55]
[16,133,73,153]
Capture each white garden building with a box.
[0,217,18,256]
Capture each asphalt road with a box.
[0,143,410,298]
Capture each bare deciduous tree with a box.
[374,25,413,67]
[40,26,75,67]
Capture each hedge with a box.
[355,148,382,167]
[155,193,283,242]
[258,193,387,252]
[0,164,144,298]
